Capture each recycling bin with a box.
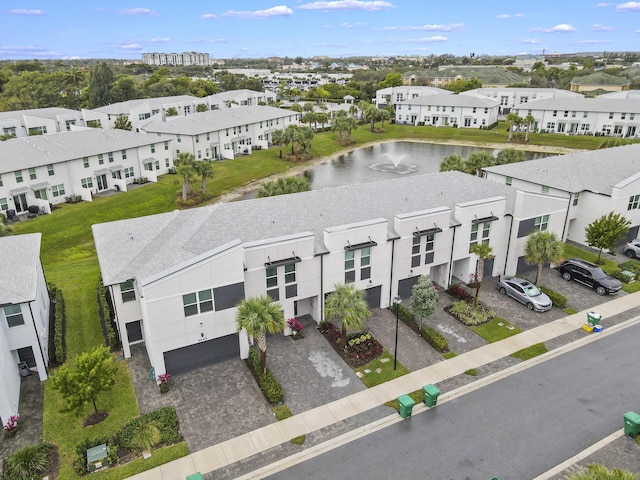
[423,384,441,407]
[587,311,602,325]
[398,394,415,418]
[624,411,640,437]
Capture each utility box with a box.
[398,394,415,418]
[624,411,640,437]
[423,384,441,407]
[87,444,109,473]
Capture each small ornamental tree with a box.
[113,114,132,131]
[51,345,117,415]
[409,275,439,330]
[585,212,631,263]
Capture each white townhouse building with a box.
[92,171,567,376]
[0,234,49,425]
[140,105,301,160]
[0,129,175,216]
[205,89,277,110]
[483,144,640,247]
[142,52,210,66]
[0,107,88,139]
[508,94,640,138]
[395,93,500,129]
[461,87,583,111]
[375,86,451,109]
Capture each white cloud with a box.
[0,45,57,55]
[341,22,364,27]
[496,13,523,18]
[120,43,143,50]
[9,9,44,15]
[222,6,294,18]
[119,8,154,16]
[577,39,609,44]
[533,24,577,33]
[377,23,463,32]
[592,24,614,30]
[616,1,640,10]
[519,38,541,44]
[298,1,394,11]
[151,37,171,43]
[596,2,614,6]
[406,36,448,43]
[190,38,228,44]
[201,13,217,19]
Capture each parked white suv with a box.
[623,239,640,258]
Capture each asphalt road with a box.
[267,322,640,480]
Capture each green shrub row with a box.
[421,327,448,353]
[98,280,118,350]
[619,260,640,276]
[118,406,181,452]
[391,302,416,325]
[539,286,567,308]
[248,347,284,404]
[612,270,635,283]
[48,282,65,364]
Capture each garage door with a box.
[365,285,382,309]
[516,255,537,277]
[398,276,420,301]
[164,334,239,376]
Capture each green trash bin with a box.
[186,474,203,480]
[587,311,602,326]
[398,394,415,419]
[423,384,441,407]
[624,411,640,437]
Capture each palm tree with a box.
[523,113,536,142]
[342,116,358,142]
[506,112,521,141]
[316,112,330,130]
[566,464,638,480]
[271,129,285,159]
[132,420,161,455]
[364,105,380,132]
[525,231,564,286]
[236,295,285,374]
[378,109,391,130]
[348,104,359,118]
[440,154,467,173]
[324,283,371,346]
[174,152,196,201]
[257,176,311,197]
[466,151,495,176]
[470,242,495,304]
[194,159,214,194]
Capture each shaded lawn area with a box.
[43,361,140,479]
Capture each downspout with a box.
[319,253,325,323]
[561,191,573,242]
[27,302,47,377]
[447,225,458,286]
[503,214,514,276]
[388,238,396,306]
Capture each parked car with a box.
[497,276,553,312]
[623,239,640,258]
[558,258,622,295]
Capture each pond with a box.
[236,141,548,200]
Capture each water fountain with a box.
[368,153,419,175]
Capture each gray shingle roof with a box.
[570,72,630,86]
[520,96,640,112]
[141,105,297,135]
[0,129,171,171]
[93,171,518,286]
[483,144,640,195]
[92,95,200,115]
[0,107,81,123]
[400,93,499,108]
[0,233,41,304]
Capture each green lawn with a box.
[10,122,617,477]
[471,317,521,343]
[355,350,409,388]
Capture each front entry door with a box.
[13,193,28,212]
[96,174,108,191]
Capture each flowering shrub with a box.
[4,414,19,436]
[157,373,171,393]
[446,283,474,303]
[287,318,304,336]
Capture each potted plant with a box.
[287,318,304,339]
[4,414,19,437]
[157,373,171,394]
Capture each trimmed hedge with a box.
[421,327,448,353]
[48,282,66,364]
[118,406,182,453]
[248,348,284,404]
[539,286,567,308]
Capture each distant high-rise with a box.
[142,52,210,66]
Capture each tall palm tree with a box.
[236,295,285,374]
[364,105,380,132]
[174,152,196,201]
[470,242,495,304]
[523,113,536,142]
[324,283,371,346]
[525,231,564,286]
[378,108,391,130]
[194,159,214,194]
[506,112,522,141]
[566,464,638,480]
[271,129,285,159]
[316,112,330,130]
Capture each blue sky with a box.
[2,1,640,60]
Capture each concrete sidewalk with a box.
[127,292,640,480]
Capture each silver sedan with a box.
[497,276,553,312]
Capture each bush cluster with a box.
[539,286,567,308]
[391,302,416,325]
[118,406,181,452]
[48,282,66,364]
[247,348,284,404]
[98,280,118,350]
[421,327,449,353]
[73,435,118,475]
[446,283,474,303]
[449,300,494,326]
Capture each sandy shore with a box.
[214,138,582,203]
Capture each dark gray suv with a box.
[558,258,622,295]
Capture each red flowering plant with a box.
[287,318,304,338]
[4,414,19,436]
[157,373,171,393]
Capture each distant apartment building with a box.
[142,52,211,66]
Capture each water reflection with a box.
[238,141,547,200]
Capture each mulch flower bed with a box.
[318,322,383,368]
